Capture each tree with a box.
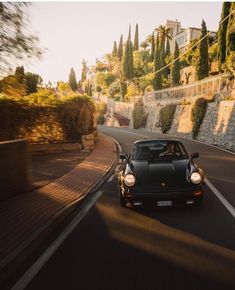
[157,25,172,45]
[171,42,180,86]
[134,24,139,51]
[15,66,25,83]
[117,35,123,60]
[218,2,231,71]
[121,27,134,81]
[112,41,117,57]
[0,3,42,73]
[165,39,171,75]
[140,41,149,50]
[68,68,78,91]
[25,72,42,93]
[166,39,170,57]
[81,60,87,82]
[160,37,167,78]
[153,46,162,90]
[150,32,155,62]
[196,20,209,80]
[226,2,235,58]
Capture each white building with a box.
[158,20,217,53]
[175,27,217,52]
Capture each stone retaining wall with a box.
[197,101,235,150]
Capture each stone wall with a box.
[197,101,235,150]
[167,104,194,139]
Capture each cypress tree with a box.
[150,32,155,62]
[171,42,180,86]
[218,2,231,71]
[117,35,123,60]
[112,41,117,57]
[166,39,170,57]
[165,39,171,75]
[156,33,160,51]
[226,2,235,57]
[134,24,139,51]
[15,66,25,83]
[196,20,209,80]
[81,61,87,82]
[160,38,167,79]
[153,46,162,90]
[121,27,134,81]
[69,68,78,91]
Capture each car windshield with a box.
[131,140,188,160]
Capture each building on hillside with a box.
[175,27,217,52]
[157,20,217,53]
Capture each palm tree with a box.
[140,41,149,50]
[146,34,153,45]
[155,25,172,44]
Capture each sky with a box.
[22,1,223,84]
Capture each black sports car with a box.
[118,139,205,208]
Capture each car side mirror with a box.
[191,152,199,159]
[119,153,128,160]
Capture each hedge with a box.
[0,94,95,143]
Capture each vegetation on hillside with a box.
[0,89,95,143]
[132,101,148,129]
[191,98,208,139]
[159,104,177,133]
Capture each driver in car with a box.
[159,142,178,157]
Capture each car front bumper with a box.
[122,189,204,207]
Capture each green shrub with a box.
[132,101,148,129]
[191,98,208,139]
[159,104,177,133]
[97,114,105,125]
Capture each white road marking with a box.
[11,190,104,290]
[205,178,235,218]
[107,175,114,182]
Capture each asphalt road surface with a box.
[22,127,235,290]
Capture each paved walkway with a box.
[0,133,116,283]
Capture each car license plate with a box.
[157,200,172,207]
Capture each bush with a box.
[0,94,95,143]
[132,101,148,129]
[159,104,177,133]
[96,102,107,125]
[97,114,105,125]
[191,98,208,139]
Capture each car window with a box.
[131,141,187,160]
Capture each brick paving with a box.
[0,133,116,272]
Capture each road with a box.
[20,127,235,290]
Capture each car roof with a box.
[134,139,181,144]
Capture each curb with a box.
[0,135,119,289]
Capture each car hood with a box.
[129,159,191,191]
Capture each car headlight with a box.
[124,174,136,187]
[190,172,202,184]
